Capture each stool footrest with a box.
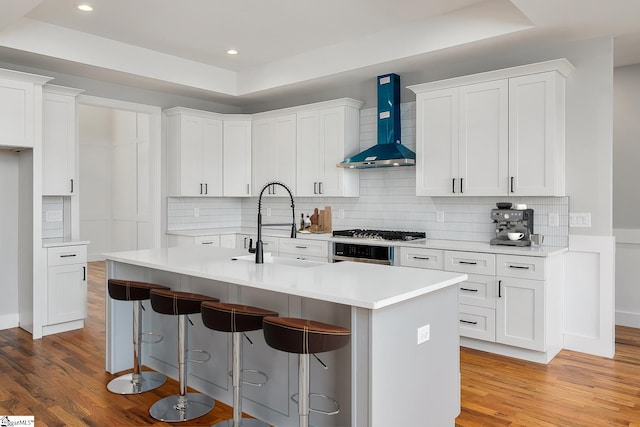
[291,392,340,416]
[141,331,163,344]
[237,368,268,387]
[186,348,211,364]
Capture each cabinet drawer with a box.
[194,235,221,246]
[278,253,328,263]
[496,255,545,280]
[458,274,497,309]
[47,245,87,266]
[459,304,496,342]
[279,238,328,258]
[399,247,444,269]
[445,251,495,275]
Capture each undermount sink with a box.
[231,253,323,268]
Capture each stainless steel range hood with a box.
[338,73,416,169]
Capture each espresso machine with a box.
[490,202,534,247]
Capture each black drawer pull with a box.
[508,265,530,270]
[83,266,86,281]
[60,254,77,258]
[460,287,478,292]
[458,261,478,265]
[295,246,308,249]
[460,319,478,325]
[412,256,430,260]
[201,242,214,245]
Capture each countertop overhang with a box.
[104,246,467,310]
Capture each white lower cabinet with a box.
[278,238,329,262]
[400,247,564,362]
[46,245,87,328]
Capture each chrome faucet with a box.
[255,181,296,264]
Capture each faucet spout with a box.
[256,181,296,264]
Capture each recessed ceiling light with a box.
[77,4,93,12]
[227,49,238,55]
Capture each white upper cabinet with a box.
[415,81,508,196]
[42,85,84,196]
[252,113,296,197]
[296,99,361,197]
[166,107,223,197]
[409,59,574,197]
[0,69,51,148]
[508,71,565,196]
[223,117,252,197]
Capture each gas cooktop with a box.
[332,229,426,241]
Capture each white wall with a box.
[613,64,640,327]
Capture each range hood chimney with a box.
[338,73,416,169]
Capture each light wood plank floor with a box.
[0,261,639,426]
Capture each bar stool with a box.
[262,317,351,427]
[107,279,170,394]
[149,289,219,422]
[201,302,279,427]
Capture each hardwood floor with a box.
[1,261,640,426]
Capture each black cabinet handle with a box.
[460,319,478,325]
[318,182,323,194]
[205,183,208,194]
[83,266,86,281]
[452,178,456,194]
[459,261,478,265]
[295,246,308,249]
[460,177,463,194]
[510,176,515,193]
[498,280,502,298]
[200,183,203,194]
[70,179,74,193]
[460,287,478,292]
[412,256,430,261]
[60,254,77,258]
[508,265,530,270]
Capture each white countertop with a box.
[104,246,467,310]
[167,228,566,257]
[43,240,90,248]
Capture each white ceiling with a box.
[1,0,639,107]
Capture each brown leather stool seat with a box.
[262,317,351,354]
[106,279,170,395]
[201,302,279,427]
[148,289,219,422]
[108,279,169,301]
[262,317,350,427]
[201,302,278,332]
[150,289,219,315]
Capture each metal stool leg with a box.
[149,314,214,422]
[108,301,165,394]
[213,332,269,427]
[299,354,310,427]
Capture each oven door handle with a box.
[331,255,392,265]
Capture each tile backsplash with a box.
[167,102,569,247]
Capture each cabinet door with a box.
[317,107,344,196]
[496,277,544,351]
[223,120,251,196]
[508,71,563,196]
[252,114,297,196]
[415,88,459,196]
[458,80,508,196]
[296,110,322,196]
[43,92,76,195]
[0,78,34,148]
[201,117,223,196]
[48,263,87,324]
[173,115,204,196]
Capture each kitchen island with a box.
[104,246,467,427]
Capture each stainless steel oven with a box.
[331,242,394,265]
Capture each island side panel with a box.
[369,285,460,426]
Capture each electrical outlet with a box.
[45,210,63,222]
[194,208,199,217]
[570,213,592,227]
[267,207,272,216]
[339,209,345,219]
[436,211,445,223]
[417,324,430,345]
[548,213,559,227]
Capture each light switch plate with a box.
[570,213,592,227]
[548,213,559,227]
[417,324,430,345]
